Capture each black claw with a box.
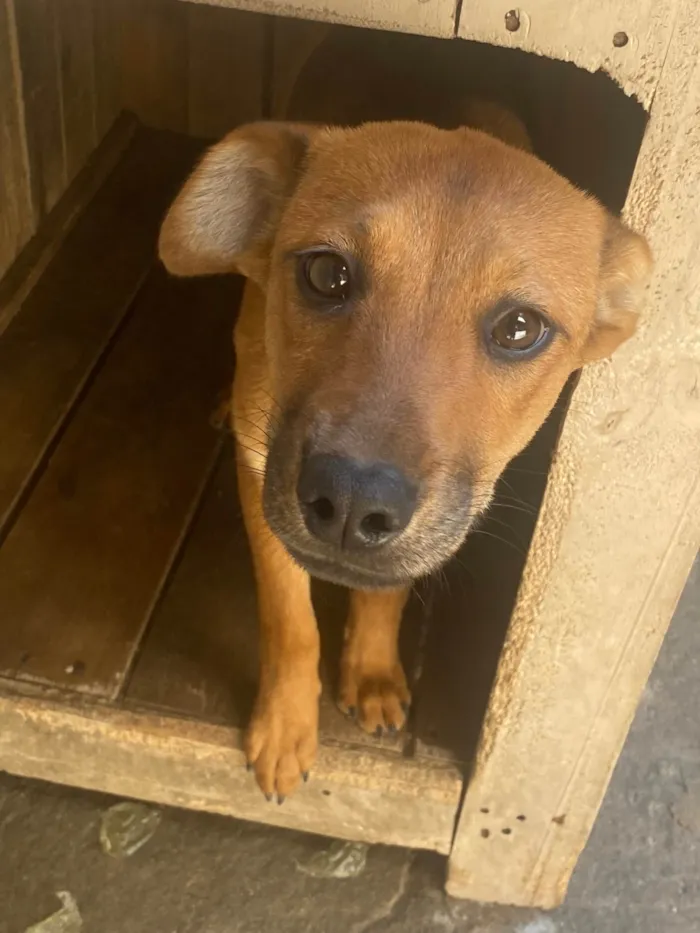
[246,761,253,772]
[265,793,273,803]
[277,795,286,805]
[347,705,357,719]
[302,771,309,783]
[388,723,398,735]
[374,725,384,738]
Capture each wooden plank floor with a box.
[0,127,204,536]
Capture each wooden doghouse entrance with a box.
[1,0,699,909]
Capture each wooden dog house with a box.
[1,0,698,909]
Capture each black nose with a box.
[297,454,417,550]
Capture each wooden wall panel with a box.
[1,0,123,282]
[181,0,459,40]
[119,0,189,134]
[92,0,123,139]
[11,0,66,217]
[0,0,35,279]
[1,0,268,289]
[270,17,328,119]
[187,4,266,137]
[57,0,98,185]
[119,0,267,137]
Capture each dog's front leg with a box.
[237,460,321,801]
[338,587,411,737]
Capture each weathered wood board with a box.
[0,267,238,696]
[0,689,463,854]
[0,129,204,535]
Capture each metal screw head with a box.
[505,9,521,32]
[613,31,629,47]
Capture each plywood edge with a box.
[0,686,462,854]
[178,0,459,40]
[0,111,137,337]
[447,11,700,907]
[457,0,677,109]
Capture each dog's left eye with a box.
[298,252,352,304]
[488,306,550,355]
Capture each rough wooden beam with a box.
[0,687,463,854]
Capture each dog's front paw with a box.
[337,660,411,738]
[245,678,320,802]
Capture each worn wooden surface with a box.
[58,0,98,186]
[0,113,137,338]
[0,128,203,536]
[270,17,329,119]
[187,4,266,136]
[0,687,463,853]
[92,0,123,139]
[120,0,266,135]
[181,0,459,39]
[0,266,237,696]
[182,0,676,105]
[0,0,124,279]
[119,0,189,133]
[447,11,700,907]
[1,0,265,282]
[12,0,66,217]
[0,0,35,280]
[458,0,676,110]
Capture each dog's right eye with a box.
[298,252,352,306]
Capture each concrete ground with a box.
[1,558,698,933]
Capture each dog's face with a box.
[159,122,652,589]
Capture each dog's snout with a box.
[297,454,416,550]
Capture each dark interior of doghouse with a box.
[0,6,647,776]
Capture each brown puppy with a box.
[158,31,652,801]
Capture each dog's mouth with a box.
[281,542,411,590]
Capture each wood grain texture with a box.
[92,0,123,140]
[270,17,329,119]
[0,687,462,852]
[127,441,423,756]
[180,0,460,40]
[448,9,700,907]
[0,128,203,537]
[12,0,66,216]
[457,0,677,109]
[187,4,265,137]
[0,113,137,338]
[57,0,98,184]
[120,0,188,133]
[0,265,238,696]
[0,0,35,279]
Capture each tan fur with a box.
[158,38,652,800]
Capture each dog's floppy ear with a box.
[583,214,653,362]
[159,122,316,283]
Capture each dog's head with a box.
[160,121,652,589]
